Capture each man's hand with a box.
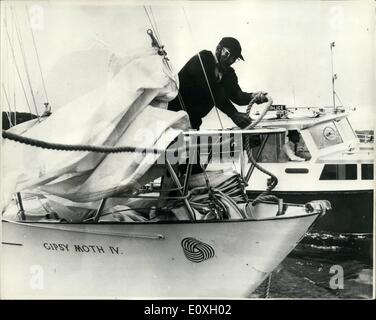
[231,112,252,128]
[251,91,268,104]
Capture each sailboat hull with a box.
[1,211,320,299]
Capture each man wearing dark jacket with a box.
[168,37,267,129]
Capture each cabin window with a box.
[319,164,357,180]
[250,132,311,163]
[361,164,374,180]
[335,118,357,141]
[279,131,311,162]
[310,121,343,149]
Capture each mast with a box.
[330,42,337,111]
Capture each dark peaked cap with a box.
[219,37,244,60]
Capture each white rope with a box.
[25,5,49,104]
[11,7,39,117]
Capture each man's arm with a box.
[223,69,268,105]
[214,86,252,128]
[222,69,253,105]
[213,86,238,116]
[185,52,241,118]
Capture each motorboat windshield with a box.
[309,117,358,151]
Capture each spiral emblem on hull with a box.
[181,237,215,263]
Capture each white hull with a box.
[246,162,374,193]
[1,204,321,298]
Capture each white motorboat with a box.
[244,41,373,237]
[243,105,373,236]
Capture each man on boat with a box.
[168,37,268,129]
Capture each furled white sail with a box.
[2,48,190,211]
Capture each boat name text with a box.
[42,242,122,254]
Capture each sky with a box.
[1,0,375,129]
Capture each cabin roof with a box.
[184,127,286,136]
[255,112,349,131]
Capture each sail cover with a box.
[2,48,190,210]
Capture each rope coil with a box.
[244,96,279,205]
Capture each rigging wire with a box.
[179,6,233,213]
[182,6,224,129]
[197,53,225,129]
[11,7,40,118]
[4,7,9,112]
[143,6,159,42]
[181,5,241,185]
[2,8,9,123]
[176,91,187,112]
[11,11,17,125]
[3,5,17,125]
[335,92,345,108]
[149,6,162,44]
[143,6,187,113]
[2,84,14,127]
[25,5,49,104]
[4,20,33,116]
[143,5,217,211]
